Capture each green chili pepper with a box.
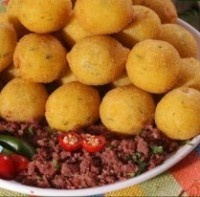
[0,135,35,159]
[0,145,14,155]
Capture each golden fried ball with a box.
[67,35,129,85]
[155,87,200,140]
[0,22,17,72]
[6,0,28,38]
[132,0,177,23]
[159,24,198,58]
[112,71,132,87]
[175,58,200,91]
[62,12,94,48]
[13,33,68,83]
[0,78,48,122]
[115,5,161,48]
[57,67,77,85]
[100,85,155,135]
[18,0,72,33]
[126,39,180,94]
[74,0,134,35]
[45,81,101,131]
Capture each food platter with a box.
[0,19,199,196]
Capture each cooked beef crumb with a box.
[0,120,179,189]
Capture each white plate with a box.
[0,19,200,196]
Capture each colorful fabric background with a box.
[0,1,200,196]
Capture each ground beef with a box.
[0,120,179,189]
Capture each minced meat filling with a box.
[0,120,179,189]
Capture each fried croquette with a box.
[100,85,155,135]
[45,81,101,131]
[13,33,68,83]
[175,58,200,91]
[0,22,17,72]
[74,0,134,35]
[132,0,177,23]
[0,78,48,122]
[62,13,94,48]
[126,39,180,94]
[115,5,161,48]
[18,0,72,33]
[159,24,198,58]
[57,67,77,85]
[112,71,132,87]
[155,87,200,140]
[6,0,28,38]
[67,35,129,85]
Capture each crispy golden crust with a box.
[100,85,155,135]
[74,0,134,34]
[13,33,68,83]
[132,0,177,23]
[45,81,101,131]
[126,39,181,93]
[159,24,198,58]
[175,58,200,90]
[0,22,17,72]
[0,78,48,122]
[6,0,29,38]
[67,35,129,85]
[155,87,200,140]
[62,12,94,48]
[115,5,161,48]
[18,0,72,33]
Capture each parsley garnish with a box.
[151,145,164,154]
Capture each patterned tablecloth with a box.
[0,1,200,196]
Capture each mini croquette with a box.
[115,5,161,48]
[159,24,198,58]
[100,85,155,135]
[175,58,200,91]
[126,39,181,94]
[155,87,200,140]
[18,0,72,33]
[45,81,101,131]
[6,0,28,38]
[112,71,132,87]
[0,78,48,122]
[13,33,68,83]
[0,22,17,72]
[67,35,129,85]
[132,0,177,23]
[57,67,77,85]
[62,13,94,48]
[74,0,134,35]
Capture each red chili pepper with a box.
[10,154,29,173]
[82,134,106,153]
[58,132,82,152]
[0,153,16,180]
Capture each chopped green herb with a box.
[132,152,142,162]
[29,47,36,51]
[135,54,143,59]
[2,52,9,57]
[27,127,34,136]
[52,159,61,170]
[46,54,52,59]
[135,161,147,176]
[151,145,164,154]
[131,152,147,176]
